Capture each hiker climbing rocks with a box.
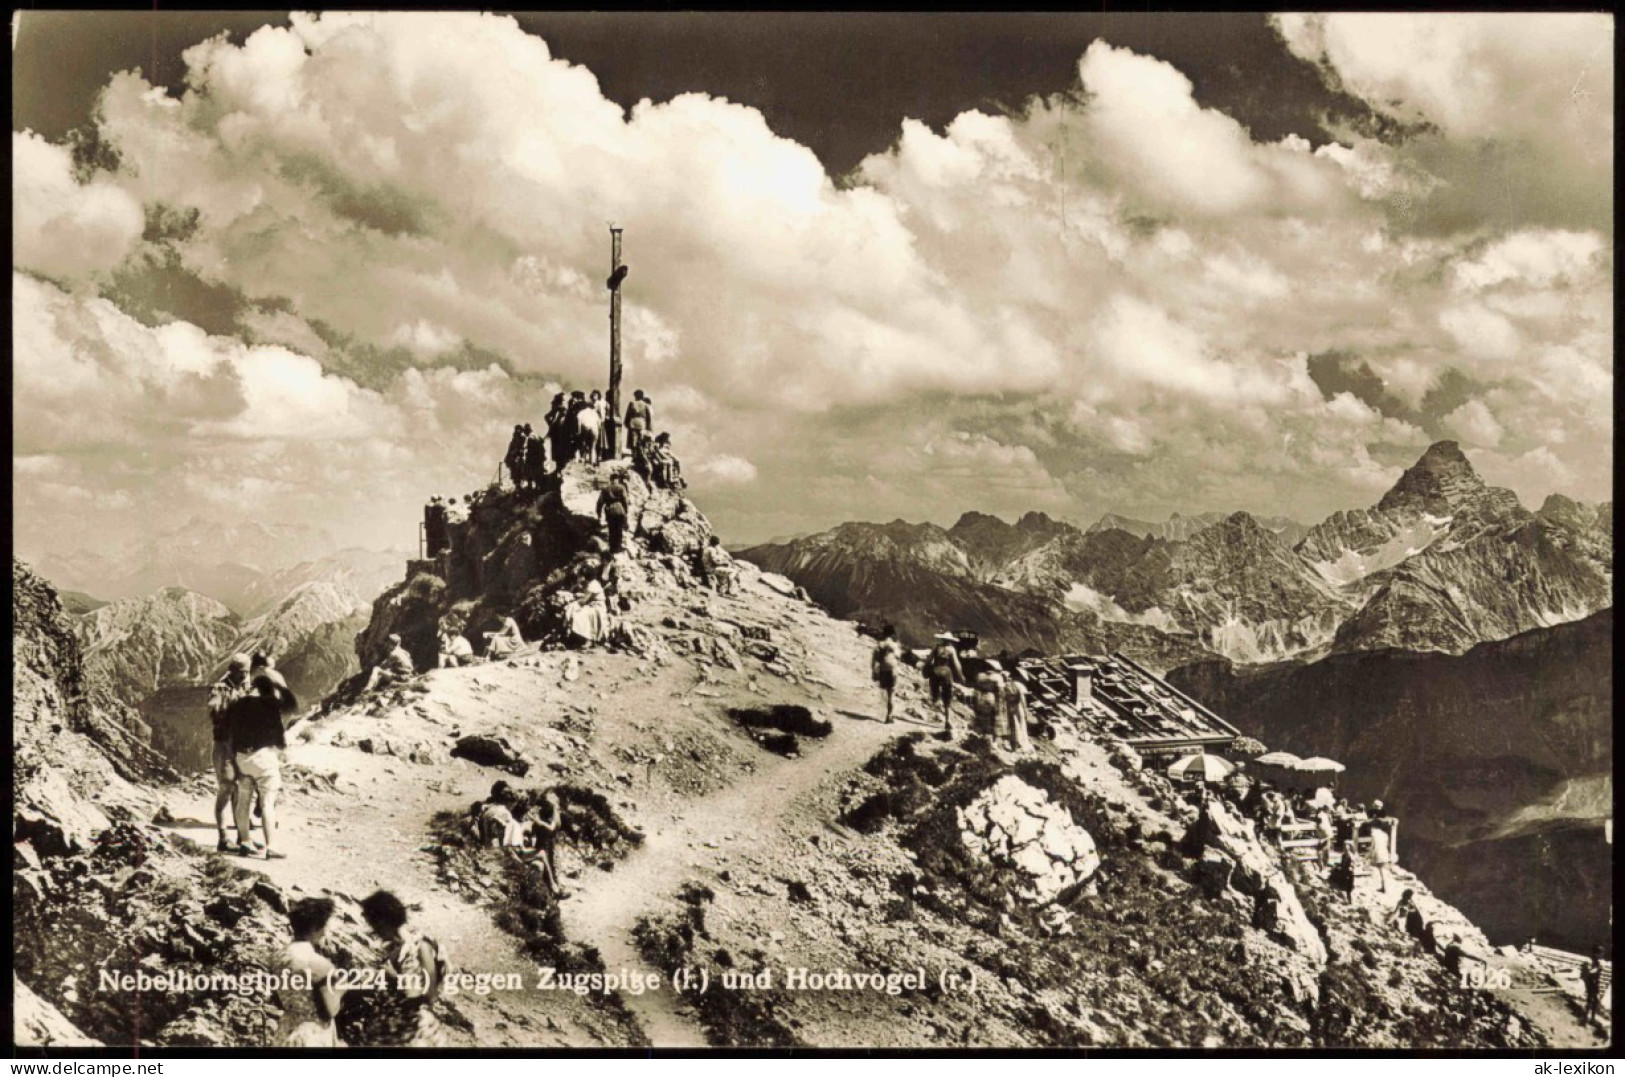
[871,624,903,724]
[624,389,652,459]
[597,474,631,553]
[364,633,416,692]
[276,897,345,1046]
[229,672,294,860]
[208,654,253,852]
[484,615,524,659]
[359,890,451,1047]
[1000,669,1032,752]
[926,632,964,738]
[504,424,528,488]
[701,535,738,595]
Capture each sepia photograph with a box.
[9,9,1614,1055]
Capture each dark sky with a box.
[13,11,1367,176]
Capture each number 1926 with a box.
[1460,966,1511,990]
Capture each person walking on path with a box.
[870,624,903,724]
[925,633,964,739]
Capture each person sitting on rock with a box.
[597,474,631,553]
[516,789,567,899]
[359,890,451,1047]
[275,897,346,1046]
[870,624,903,724]
[925,633,965,739]
[229,673,293,860]
[483,615,525,660]
[207,654,254,853]
[437,625,474,668]
[471,781,521,846]
[364,634,416,692]
[650,432,684,490]
[701,535,738,595]
[566,581,610,648]
[1389,888,1417,930]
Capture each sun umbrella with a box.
[1167,753,1235,783]
[1255,751,1302,768]
[1295,757,1346,773]
[1231,736,1267,757]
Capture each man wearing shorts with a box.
[871,624,903,724]
[207,655,253,852]
[231,673,290,860]
[925,633,964,738]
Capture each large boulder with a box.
[1183,800,1327,965]
[450,734,531,777]
[957,775,1101,905]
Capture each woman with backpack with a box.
[359,890,451,1046]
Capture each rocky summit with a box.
[10,459,1605,1049]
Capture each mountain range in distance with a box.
[737,441,1613,670]
[21,519,407,773]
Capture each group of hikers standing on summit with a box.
[501,387,682,492]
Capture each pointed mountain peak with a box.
[1377,440,1488,514]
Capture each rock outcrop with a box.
[355,459,714,677]
[957,775,1101,904]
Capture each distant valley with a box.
[26,519,405,771]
